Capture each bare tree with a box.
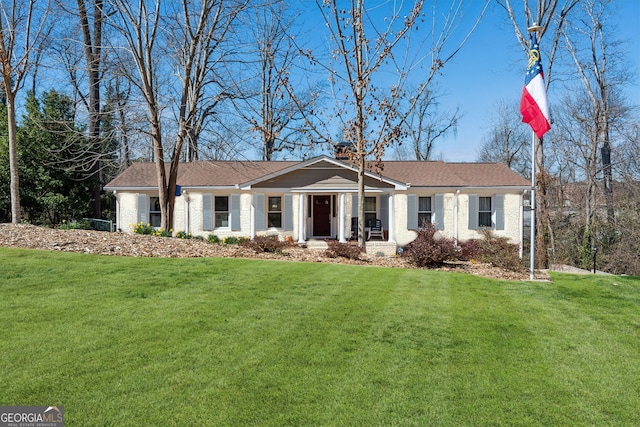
[75,0,105,217]
[302,0,486,249]
[563,0,628,225]
[227,0,316,161]
[497,0,580,267]
[164,0,248,162]
[46,1,107,216]
[108,0,247,230]
[606,121,640,274]
[477,99,531,177]
[107,0,170,227]
[0,0,50,224]
[400,85,460,161]
[102,75,134,170]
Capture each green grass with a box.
[1,248,639,426]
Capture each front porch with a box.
[295,192,397,245]
[304,239,398,257]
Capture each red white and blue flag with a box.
[520,33,551,138]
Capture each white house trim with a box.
[105,156,530,254]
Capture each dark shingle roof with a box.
[105,161,297,188]
[105,157,529,189]
[379,161,530,187]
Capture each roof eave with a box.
[104,186,156,192]
[402,185,530,192]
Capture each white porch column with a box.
[298,193,306,244]
[339,193,346,242]
[250,199,256,238]
[388,193,395,243]
[454,189,460,245]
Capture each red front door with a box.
[313,195,331,237]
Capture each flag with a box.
[520,33,551,138]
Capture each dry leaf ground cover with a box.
[0,223,547,280]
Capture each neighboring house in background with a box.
[104,155,530,255]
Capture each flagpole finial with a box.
[528,23,542,33]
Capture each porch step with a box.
[303,239,398,257]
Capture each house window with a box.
[418,196,432,227]
[364,196,376,227]
[479,196,492,227]
[268,196,282,228]
[149,197,161,227]
[215,196,229,228]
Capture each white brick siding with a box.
[114,189,523,247]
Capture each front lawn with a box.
[1,248,638,426]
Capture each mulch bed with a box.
[0,224,549,281]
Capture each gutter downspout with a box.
[454,189,460,245]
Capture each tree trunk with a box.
[601,126,614,224]
[77,0,104,218]
[357,155,366,250]
[535,138,550,269]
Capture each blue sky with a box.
[428,0,640,162]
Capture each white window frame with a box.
[149,196,161,227]
[418,196,432,228]
[214,196,230,229]
[267,195,282,228]
[478,196,493,228]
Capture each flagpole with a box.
[527,23,542,281]
[530,131,536,280]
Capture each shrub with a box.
[132,222,172,237]
[403,224,457,268]
[477,228,524,272]
[324,240,362,260]
[156,228,172,237]
[237,237,250,245]
[59,219,92,230]
[244,235,287,254]
[133,222,156,235]
[458,239,482,261]
[175,231,192,239]
[222,236,238,245]
[208,234,220,244]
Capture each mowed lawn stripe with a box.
[210,265,405,426]
[0,248,638,426]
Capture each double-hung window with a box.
[418,196,432,227]
[408,194,443,230]
[149,197,161,227]
[215,196,229,228]
[268,196,282,228]
[478,196,492,227]
[469,194,503,231]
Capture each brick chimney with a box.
[334,141,354,160]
